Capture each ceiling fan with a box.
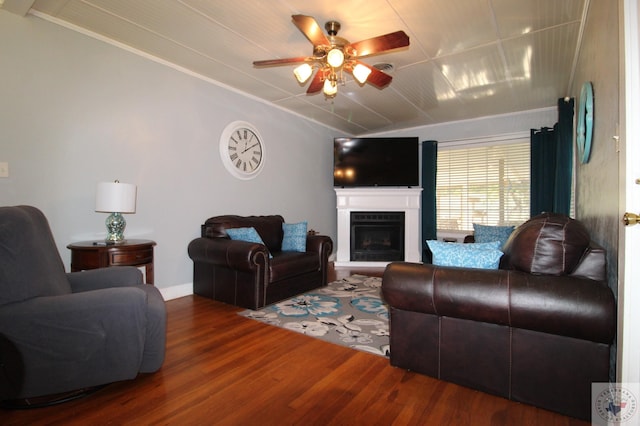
[253,15,410,99]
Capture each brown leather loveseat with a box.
[382,213,616,420]
[188,215,333,310]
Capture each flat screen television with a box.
[333,137,419,187]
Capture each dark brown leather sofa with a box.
[188,215,333,310]
[382,213,616,420]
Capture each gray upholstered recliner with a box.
[0,206,166,404]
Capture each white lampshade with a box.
[95,181,137,213]
[323,78,338,97]
[293,63,313,83]
[327,48,345,68]
[352,63,372,84]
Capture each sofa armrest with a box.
[305,234,333,258]
[188,237,270,271]
[383,262,510,323]
[383,262,435,313]
[382,261,616,344]
[67,266,143,293]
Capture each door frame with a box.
[617,0,640,384]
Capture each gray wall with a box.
[0,11,341,292]
[571,0,620,295]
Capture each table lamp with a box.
[95,180,137,243]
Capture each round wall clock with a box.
[576,81,594,164]
[219,121,265,179]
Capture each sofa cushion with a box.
[426,240,503,269]
[282,221,307,252]
[269,251,319,282]
[226,227,272,258]
[503,213,591,275]
[473,224,515,248]
[203,215,284,251]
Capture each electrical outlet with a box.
[0,162,8,178]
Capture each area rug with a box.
[239,274,390,357]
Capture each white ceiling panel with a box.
[512,22,580,95]
[19,0,589,135]
[435,44,509,100]
[390,0,498,58]
[274,96,369,135]
[491,0,584,38]
[346,82,428,125]
[391,62,454,114]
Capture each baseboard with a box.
[159,282,193,301]
[334,261,392,268]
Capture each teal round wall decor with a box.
[576,81,594,164]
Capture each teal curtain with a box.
[530,126,556,215]
[554,98,574,215]
[530,98,574,216]
[421,140,437,262]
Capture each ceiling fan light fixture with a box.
[293,63,313,83]
[254,16,409,99]
[352,64,372,84]
[323,77,338,98]
[327,48,345,68]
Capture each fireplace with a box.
[335,188,422,267]
[350,212,404,261]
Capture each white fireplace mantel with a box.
[335,187,423,267]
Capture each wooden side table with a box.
[67,239,156,285]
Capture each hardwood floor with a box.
[2,266,589,425]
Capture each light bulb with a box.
[352,64,372,84]
[293,63,313,83]
[327,48,345,68]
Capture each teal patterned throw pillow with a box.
[473,224,515,248]
[282,221,307,252]
[226,227,272,258]
[426,240,503,269]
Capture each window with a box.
[436,140,530,232]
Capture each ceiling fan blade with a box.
[353,61,393,88]
[292,15,330,47]
[349,31,410,57]
[307,70,324,94]
[253,57,309,67]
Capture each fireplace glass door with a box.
[350,212,405,261]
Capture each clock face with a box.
[219,121,265,179]
[228,127,263,173]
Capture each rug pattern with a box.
[239,274,390,357]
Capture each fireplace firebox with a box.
[350,212,405,262]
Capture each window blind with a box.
[436,141,530,231]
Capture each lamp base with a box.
[105,212,127,243]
